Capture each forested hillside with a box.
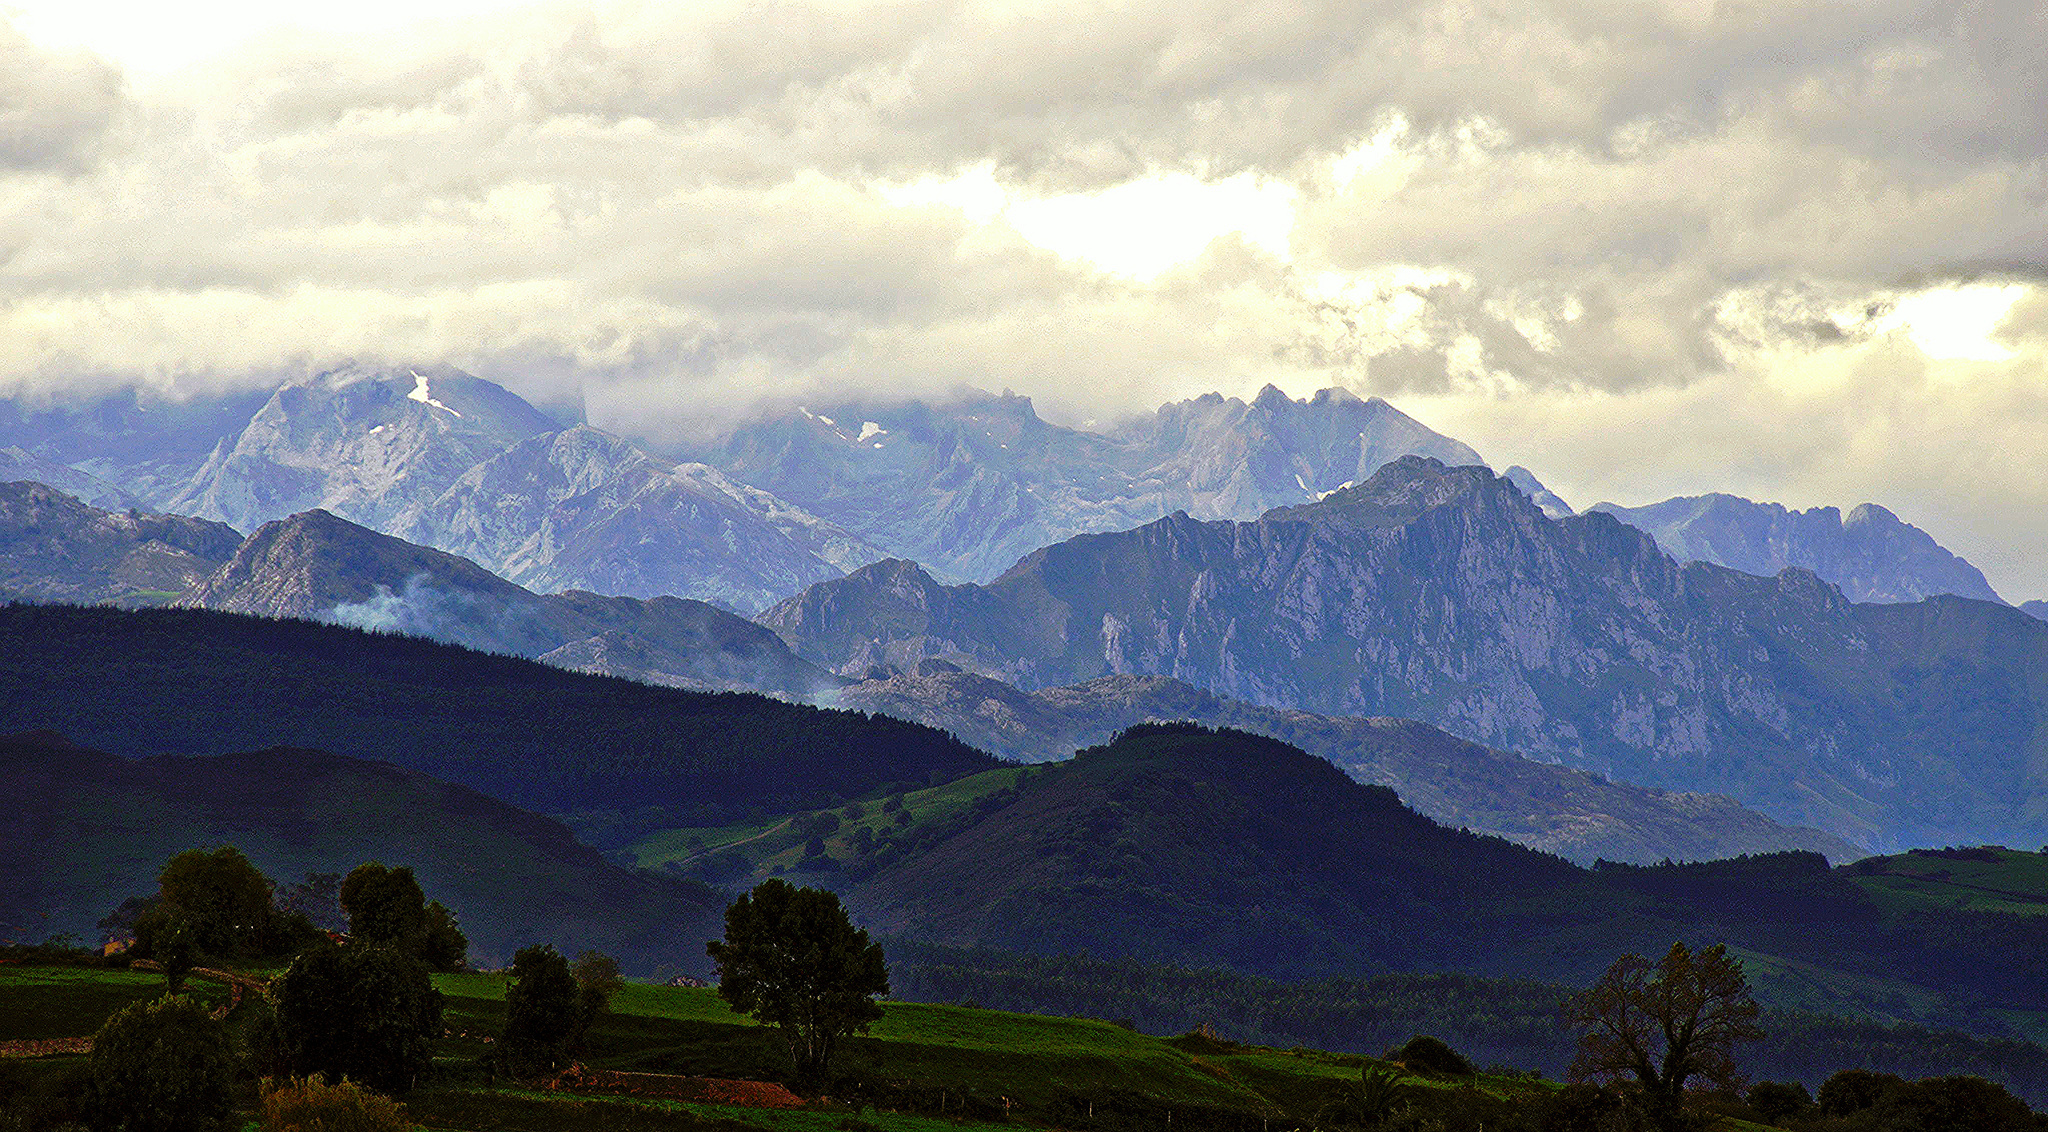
[0,603,997,833]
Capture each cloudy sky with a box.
[3,0,2045,599]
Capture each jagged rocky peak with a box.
[1279,455,1526,528]
[1503,465,1575,518]
[166,363,559,535]
[1589,491,2003,605]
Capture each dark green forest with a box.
[0,603,998,832]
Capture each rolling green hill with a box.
[1844,846,2048,917]
[0,731,723,971]
[833,724,2048,1038]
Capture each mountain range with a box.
[1591,493,2005,604]
[765,456,2048,850]
[705,385,1488,583]
[0,602,994,833]
[0,481,242,606]
[843,722,2048,1036]
[0,485,1848,866]
[4,373,2024,617]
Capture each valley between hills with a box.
[6,375,2048,1131]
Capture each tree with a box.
[341,863,428,948]
[340,862,467,971]
[82,994,236,1132]
[274,942,443,1094]
[420,901,468,972]
[572,950,625,1022]
[137,910,197,994]
[502,944,582,1076]
[1745,1080,1812,1123]
[706,878,889,1088]
[1565,941,1763,1132]
[152,846,277,960]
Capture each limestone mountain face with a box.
[404,424,877,614]
[0,387,273,508]
[708,385,1486,583]
[166,364,560,535]
[1590,493,2002,604]
[180,508,837,697]
[833,667,1858,865]
[1,448,140,511]
[0,481,243,606]
[766,457,2048,849]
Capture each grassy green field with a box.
[0,966,230,1041]
[1845,847,2048,917]
[0,964,1803,1132]
[630,767,1035,881]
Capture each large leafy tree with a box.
[339,862,467,971]
[1565,941,1763,1132]
[274,942,444,1094]
[706,879,889,1088]
[140,846,277,961]
[501,944,583,1076]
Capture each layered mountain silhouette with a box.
[0,730,722,972]
[1593,493,2004,604]
[767,457,2048,849]
[707,385,1488,583]
[0,482,837,697]
[835,668,1856,865]
[178,507,839,697]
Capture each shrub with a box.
[1817,1068,1906,1116]
[259,1075,416,1132]
[1392,1034,1475,1076]
[1746,1080,1812,1123]
[82,994,237,1132]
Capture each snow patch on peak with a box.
[859,422,886,443]
[408,371,463,418]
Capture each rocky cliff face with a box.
[1590,493,2002,604]
[766,457,2048,849]
[709,385,1487,582]
[404,425,876,614]
[0,481,243,606]
[833,667,1857,865]
[2025,600,2048,622]
[180,509,837,697]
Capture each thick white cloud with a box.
[0,1,2044,595]
[0,21,125,171]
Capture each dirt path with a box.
[670,817,793,865]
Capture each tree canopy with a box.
[340,862,467,971]
[706,879,889,1088]
[274,942,444,1094]
[502,944,584,1076]
[1565,941,1763,1131]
